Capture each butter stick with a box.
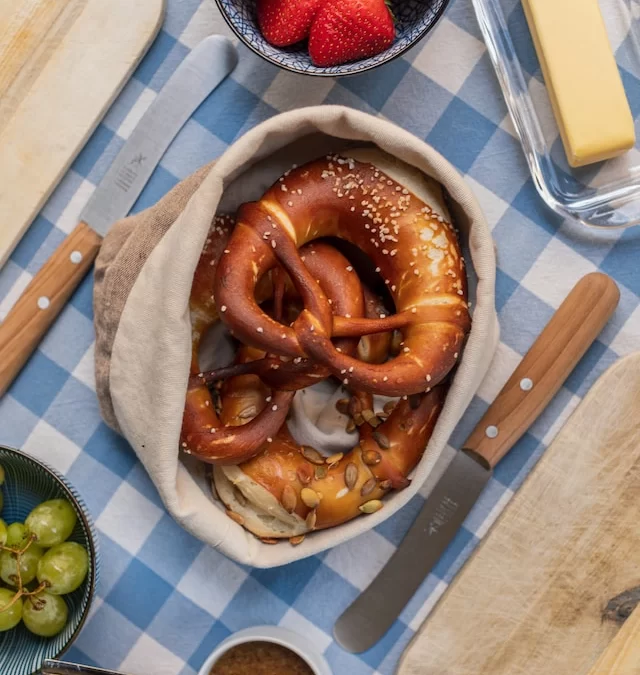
[522,0,635,167]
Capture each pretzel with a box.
[181,226,368,464]
[213,149,471,397]
[213,343,447,540]
[199,284,392,392]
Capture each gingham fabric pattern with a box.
[1,1,639,674]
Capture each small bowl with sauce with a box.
[199,626,331,675]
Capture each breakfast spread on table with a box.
[2,0,640,672]
[0,468,89,638]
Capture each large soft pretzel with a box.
[182,224,367,464]
[214,344,446,540]
[214,149,471,397]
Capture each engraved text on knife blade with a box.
[114,155,148,193]
[427,495,459,535]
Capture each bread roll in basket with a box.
[93,106,498,567]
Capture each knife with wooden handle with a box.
[0,35,237,397]
[334,272,620,653]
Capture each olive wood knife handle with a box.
[0,222,101,396]
[464,272,619,468]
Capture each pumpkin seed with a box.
[359,500,383,514]
[353,412,365,426]
[362,450,382,466]
[379,479,392,490]
[297,466,313,485]
[326,452,344,466]
[260,537,280,544]
[335,398,350,415]
[362,409,376,424]
[369,415,382,428]
[345,463,358,490]
[281,485,297,513]
[226,510,245,526]
[289,535,305,546]
[409,394,421,410]
[233,486,247,507]
[300,488,320,509]
[383,401,396,414]
[301,445,325,465]
[360,478,377,497]
[345,418,356,433]
[305,509,317,530]
[315,465,328,480]
[372,431,390,449]
[238,405,258,419]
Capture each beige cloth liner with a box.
[97,105,499,567]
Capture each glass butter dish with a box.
[472,0,640,228]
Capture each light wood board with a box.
[0,0,165,268]
[399,352,640,675]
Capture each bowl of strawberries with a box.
[214,0,450,75]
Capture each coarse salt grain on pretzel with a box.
[213,343,447,540]
[213,148,471,397]
[181,229,367,464]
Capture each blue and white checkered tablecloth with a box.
[2,1,639,673]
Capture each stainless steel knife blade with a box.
[334,450,489,653]
[81,34,237,236]
[334,272,620,654]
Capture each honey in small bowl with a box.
[210,640,314,675]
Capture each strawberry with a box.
[257,0,324,47]
[308,0,395,67]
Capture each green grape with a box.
[6,522,30,549]
[0,519,6,547]
[0,544,44,586]
[26,499,77,547]
[37,542,88,595]
[22,591,68,637]
[0,587,22,632]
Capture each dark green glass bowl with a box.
[0,446,98,675]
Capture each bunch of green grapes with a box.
[0,464,89,637]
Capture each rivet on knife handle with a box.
[0,222,101,397]
[464,272,620,467]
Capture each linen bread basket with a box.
[93,105,499,567]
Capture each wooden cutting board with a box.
[399,353,640,675]
[0,0,164,268]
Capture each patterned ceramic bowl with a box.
[0,446,99,675]
[213,0,450,76]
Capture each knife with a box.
[42,661,129,675]
[0,35,237,397]
[334,272,620,653]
